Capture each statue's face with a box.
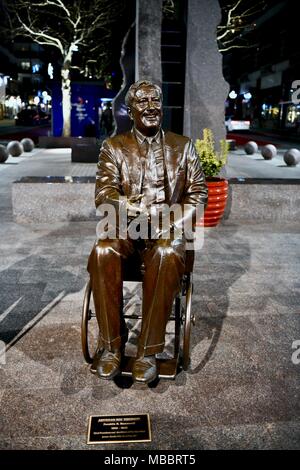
[128,85,162,136]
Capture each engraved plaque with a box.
[87,414,151,444]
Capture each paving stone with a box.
[0,149,299,449]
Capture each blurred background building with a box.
[221,0,300,137]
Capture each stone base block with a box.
[224,179,300,223]
[12,177,96,223]
[71,143,100,163]
[39,136,97,149]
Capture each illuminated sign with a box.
[32,64,40,73]
[48,63,54,79]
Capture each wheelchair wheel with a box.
[182,274,193,370]
[81,279,97,364]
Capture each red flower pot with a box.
[197,177,228,227]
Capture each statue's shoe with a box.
[95,349,121,380]
[132,355,157,384]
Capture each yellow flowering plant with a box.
[195,128,229,177]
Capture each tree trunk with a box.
[183,0,229,152]
[61,61,72,137]
[136,0,162,87]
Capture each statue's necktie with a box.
[140,138,154,191]
[140,137,165,204]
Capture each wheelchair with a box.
[81,248,195,380]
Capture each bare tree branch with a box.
[15,11,65,54]
[218,0,266,52]
[5,0,125,73]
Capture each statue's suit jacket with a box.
[90,129,208,354]
[95,129,208,225]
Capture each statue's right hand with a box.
[126,194,149,220]
[127,202,141,219]
[129,194,144,203]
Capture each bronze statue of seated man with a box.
[87,80,207,384]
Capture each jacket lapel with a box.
[163,131,185,202]
[120,131,142,196]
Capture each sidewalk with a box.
[1,144,300,180]
[0,148,299,449]
[226,146,300,179]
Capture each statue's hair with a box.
[125,80,162,108]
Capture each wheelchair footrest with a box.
[121,355,178,380]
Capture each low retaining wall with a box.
[12,177,96,223]
[224,178,300,223]
[12,177,300,224]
